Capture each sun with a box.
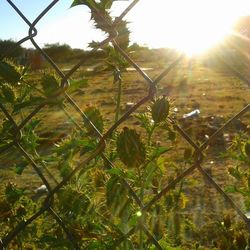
[162,0,240,56]
[127,0,247,56]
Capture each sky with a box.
[1,0,250,51]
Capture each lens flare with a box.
[127,0,249,56]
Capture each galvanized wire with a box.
[0,0,250,249]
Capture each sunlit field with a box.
[0,0,250,249]
[1,45,250,246]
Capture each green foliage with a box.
[1,2,249,250]
[5,182,24,204]
[1,83,16,103]
[106,176,132,218]
[54,133,97,178]
[13,96,45,114]
[228,166,242,180]
[225,134,250,211]
[216,215,248,249]
[71,0,97,9]
[21,119,41,153]
[105,46,129,70]
[151,96,170,124]
[71,0,113,33]
[14,160,29,175]
[134,112,154,135]
[41,74,60,97]
[115,20,131,50]
[71,0,128,27]
[43,43,73,62]
[84,106,104,135]
[58,185,91,215]
[0,39,25,59]
[1,58,247,249]
[0,60,21,84]
[71,0,125,10]
[0,119,14,140]
[116,127,146,168]
[68,78,88,92]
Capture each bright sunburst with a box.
[127,0,249,55]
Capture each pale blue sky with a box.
[0,0,100,48]
[0,0,129,48]
[1,0,250,53]
[1,1,70,39]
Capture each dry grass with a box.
[0,55,249,199]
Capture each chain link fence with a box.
[0,0,250,249]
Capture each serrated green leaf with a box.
[106,176,131,218]
[84,106,104,135]
[102,0,113,9]
[128,212,141,228]
[68,78,88,92]
[15,161,29,175]
[103,0,129,10]
[58,161,73,178]
[55,137,95,156]
[1,119,14,138]
[1,84,15,103]
[21,120,41,152]
[5,182,24,204]
[26,119,41,131]
[115,20,130,49]
[116,127,146,168]
[151,96,170,123]
[12,96,46,114]
[228,166,242,180]
[0,61,21,84]
[150,146,171,160]
[144,162,158,188]
[71,0,96,8]
[80,140,96,155]
[58,185,91,215]
[41,74,60,97]
[134,113,153,134]
[156,156,165,172]
[106,168,125,177]
[224,185,238,193]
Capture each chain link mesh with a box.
[0,0,250,249]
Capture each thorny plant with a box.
[0,0,250,249]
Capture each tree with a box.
[0,39,25,59]
[43,43,73,62]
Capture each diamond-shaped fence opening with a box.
[0,0,250,249]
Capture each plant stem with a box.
[147,124,156,146]
[113,67,122,124]
[115,77,122,123]
[137,166,144,250]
